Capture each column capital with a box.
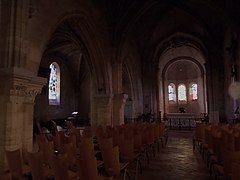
[92,94,113,105]
[113,93,128,105]
[0,67,47,103]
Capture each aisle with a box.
[138,130,211,180]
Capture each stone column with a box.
[112,93,128,125]
[91,95,112,126]
[0,68,46,174]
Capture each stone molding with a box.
[0,67,47,103]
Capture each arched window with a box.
[189,83,198,101]
[49,62,60,105]
[178,84,187,103]
[168,83,176,102]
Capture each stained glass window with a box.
[178,84,187,102]
[168,83,176,102]
[189,83,198,100]
[49,62,60,105]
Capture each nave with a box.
[139,130,210,180]
[2,123,213,180]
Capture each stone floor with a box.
[136,130,212,180]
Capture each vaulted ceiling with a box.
[43,0,240,81]
[93,0,239,60]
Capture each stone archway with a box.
[157,38,207,118]
[163,59,205,114]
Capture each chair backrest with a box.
[222,148,240,175]
[77,156,99,180]
[58,131,67,144]
[52,133,62,152]
[0,173,12,180]
[212,135,222,163]
[235,135,240,151]
[112,129,120,147]
[40,141,54,166]
[133,132,142,150]
[82,127,93,138]
[66,134,77,154]
[98,137,113,151]
[78,137,94,158]
[232,163,240,180]
[50,154,69,180]
[5,149,23,176]
[154,124,160,140]
[121,138,134,162]
[195,123,205,141]
[61,143,75,168]
[36,134,47,151]
[95,126,106,139]
[27,152,45,180]
[101,146,120,176]
[143,126,151,145]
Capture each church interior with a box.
[1,0,240,179]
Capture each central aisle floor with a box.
[138,130,212,180]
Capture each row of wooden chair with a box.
[4,140,111,180]
[3,121,168,180]
[193,122,240,180]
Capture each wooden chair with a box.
[95,126,107,139]
[5,149,31,178]
[78,137,94,158]
[82,127,93,138]
[50,154,78,180]
[235,135,240,151]
[40,141,55,166]
[232,163,240,180]
[66,134,77,154]
[214,148,240,179]
[98,137,113,151]
[209,130,222,176]
[61,143,76,171]
[133,125,148,166]
[27,151,53,180]
[35,133,47,151]
[0,173,12,180]
[52,133,62,152]
[101,146,129,179]
[120,138,141,179]
[193,123,205,152]
[77,156,111,180]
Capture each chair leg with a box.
[157,141,160,153]
[146,148,150,164]
[123,169,131,180]
[152,144,155,157]
[193,137,195,150]
[138,158,142,174]
[135,159,139,180]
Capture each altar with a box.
[166,113,196,130]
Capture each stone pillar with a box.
[112,62,122,93]
[0,68,46,174]
[112,93,128,125]
[91,95,112,126]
